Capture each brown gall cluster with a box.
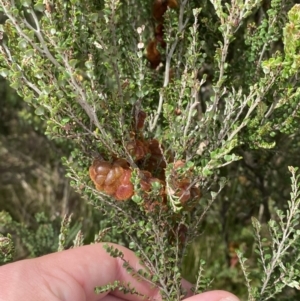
[146,0,178,69]
[89,159,134,201]
[89,111,201,212]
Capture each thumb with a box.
[184,290,240,301]
[0,243,160,301]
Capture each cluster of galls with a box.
[89,111,201,213]
[146,0,178,69]
[89,139,165,205]
[89,158,133,201]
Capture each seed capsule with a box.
[94,160,111,175]
[136,111,147,130]
[104,184,118,196]
[113,158,129,168]
[152,0,178,22]
[115,183,134,201]
[127,139,148,161]
[95,174,106,186]
[105,169,116,186]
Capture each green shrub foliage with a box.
[0,0,300,300]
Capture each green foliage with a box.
[0,211,59,259]
[0,233,14,263]
[0,0,300,300]
[237,166,300,301]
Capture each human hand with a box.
[0,243,240,301]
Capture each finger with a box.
[0,243,160,301]
[99,295,127,301]
[184,290,240,301]
[181,278,193,297]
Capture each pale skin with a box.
[0,243,240,301]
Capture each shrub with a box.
[1,0,300,300]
